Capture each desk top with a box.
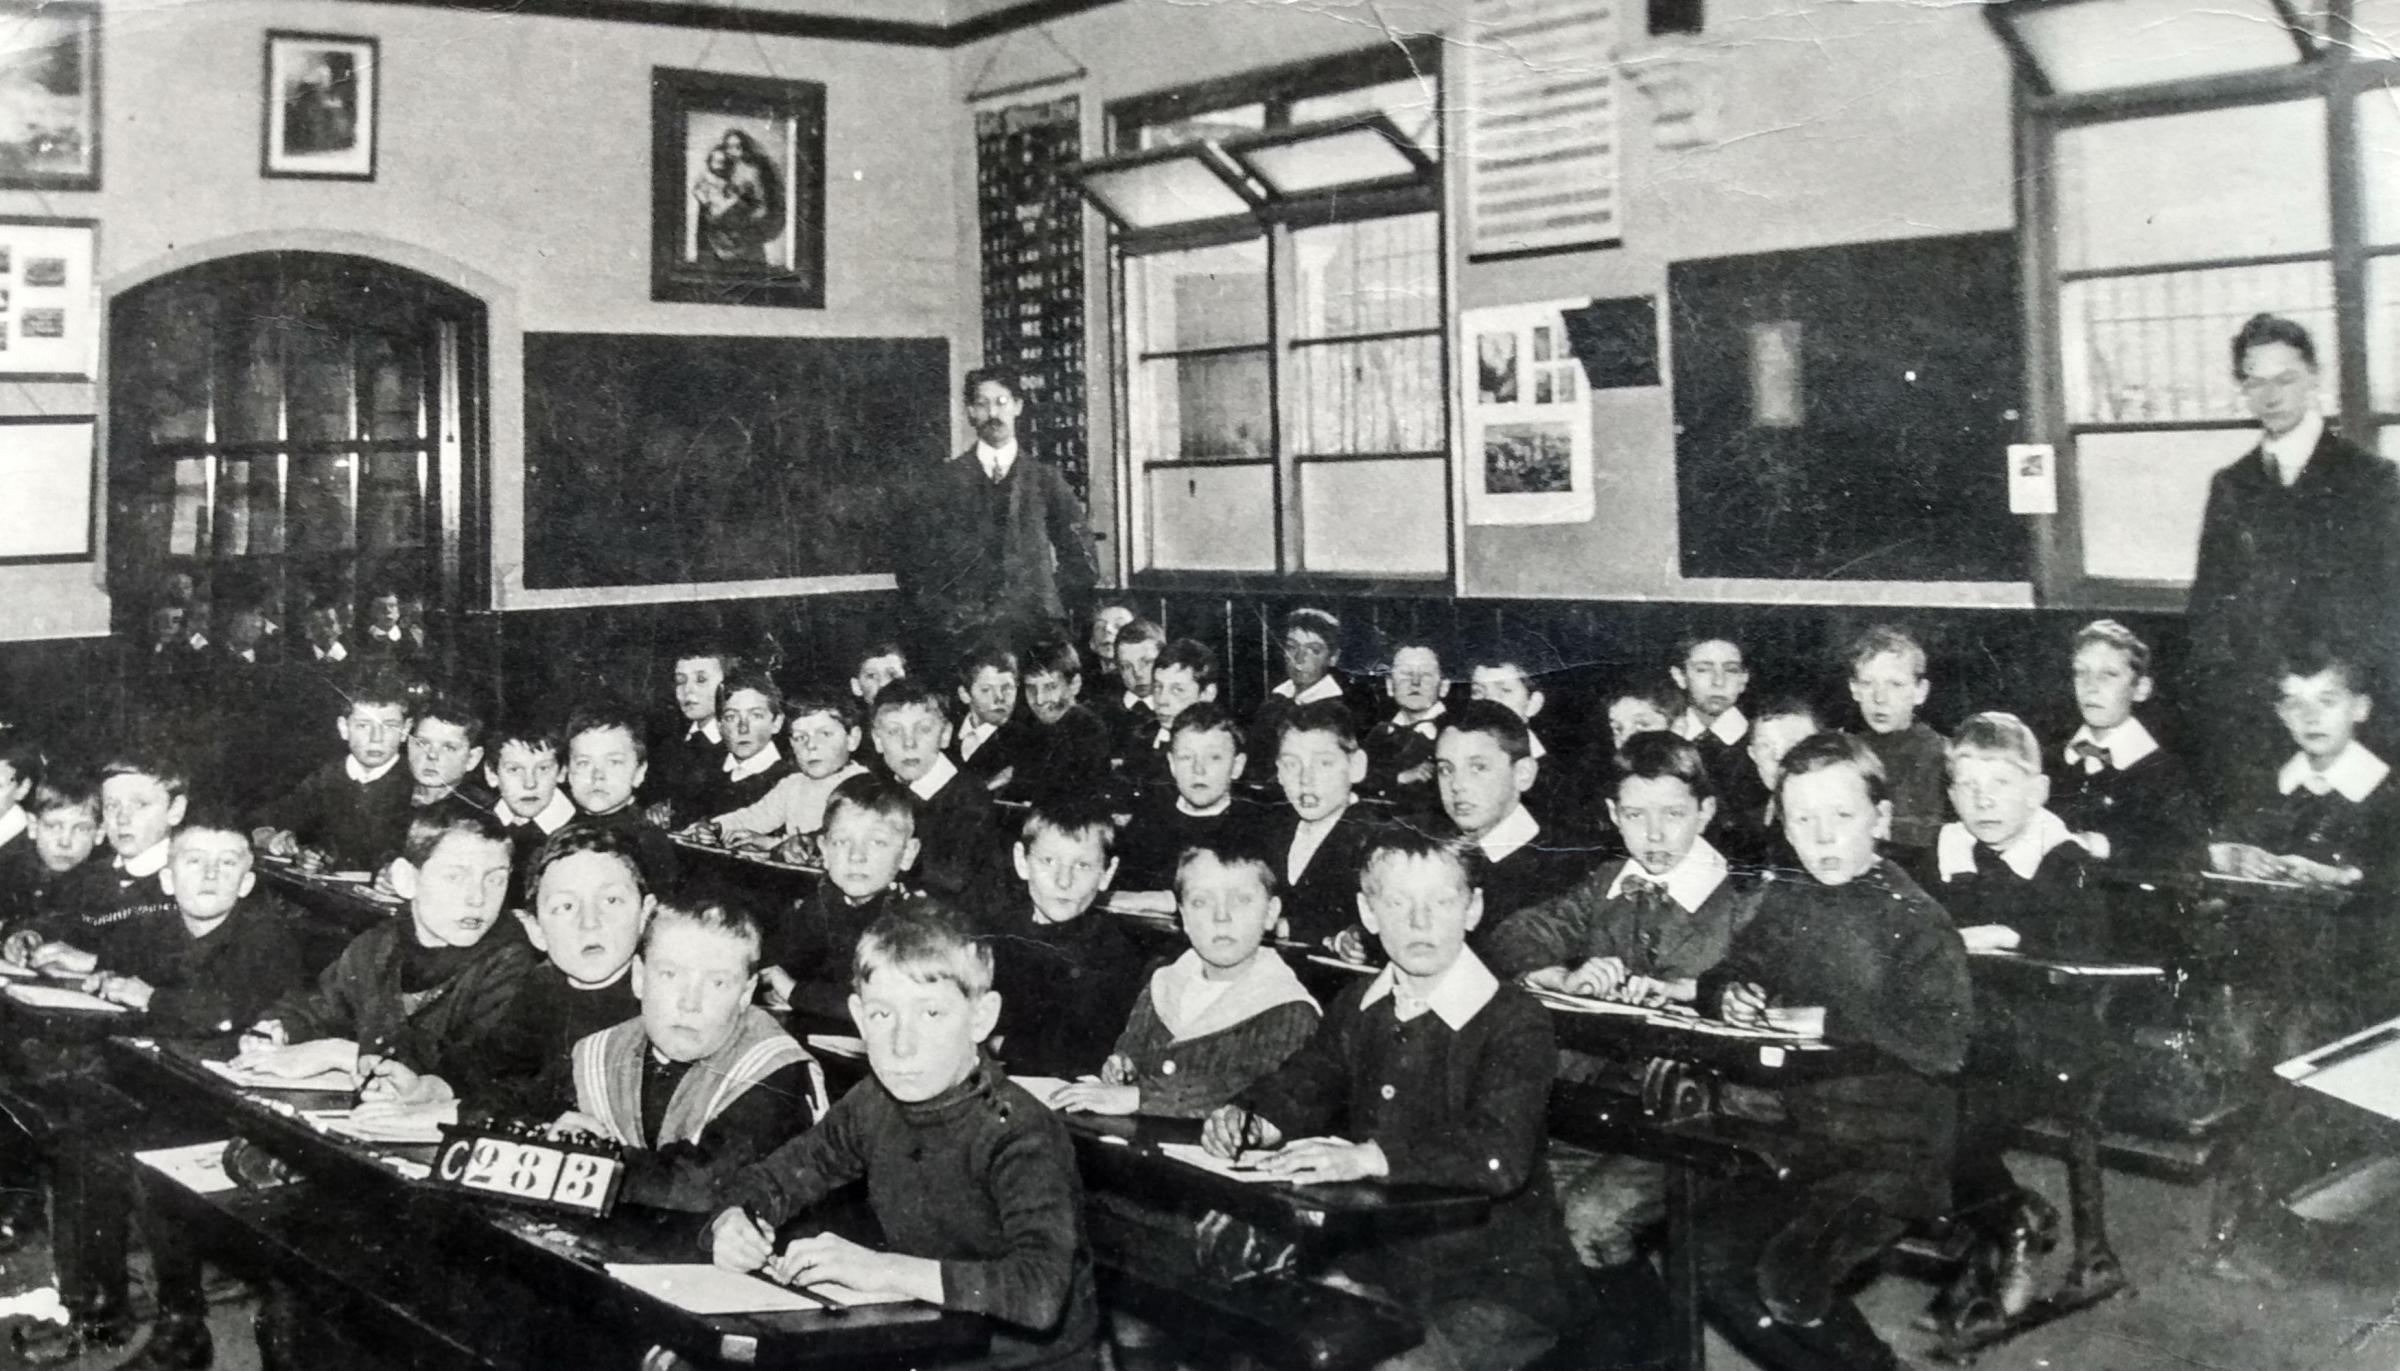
[254,859,406,928]
[669,834,824,878]
[2094,865,2357,912]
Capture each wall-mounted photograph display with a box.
[263,31,379,181]
[0,1,99,192]
[0,216,96,380]
[651,68,827,309]
[1462,298,1597,525]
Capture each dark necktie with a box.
[2070,740,2111,772]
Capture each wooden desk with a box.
[108,1037,987,1369]
[669,836,822,907]
[253,859,402,973]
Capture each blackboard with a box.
[522,333,950,590]
[1668,233,2025,582]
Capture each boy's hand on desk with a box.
[1720,981,1769,1027]
[2211,842,2279,879]
[1565,956,1629,1000]
[294,846,333,874]
[643,802,677,831]
[550,1110,607,1140]
[371,863,400,897]
[92,974,154,1011]
[1958,924,2021,955]
[2274,855,2362,888]
[0,929,37,966]
[773,833,817,866]
[30,941,94,975]
[358,1056,452,1105]
[233,1038,357,1079]
[253,827,299,859]
[1099,1053,1135,1086]
[708,1207,775,1272]
[771,1232,918,1299]
[239,1020,288,1055]
[1258,1137,1387,1185]
[1619,974,1680,1007]
[758,966,797,1010]
[1327,927,1374,964]
[1050,1080,1140,1115]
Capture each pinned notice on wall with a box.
[2007,443,2058,515]
[1463,300,1597,526]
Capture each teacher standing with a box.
[901,365,1100,669]
[2186,313,2400,795]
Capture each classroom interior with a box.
[3,0,2400,1368]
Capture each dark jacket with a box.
[1260,804,1383,949]
[989,905,1148,1079]
[267,920,538,1079]
[562,806,684,893]
[1111,793,1274,895]
[254,759,415,870]
[1002,706,1114,807]
[777,882,913,1019]
[910,769,1003,910]
[87,899,308,1037]
[453,964,640,1122]
[901,451,1100,646]
[1485,858,1761,985]
[2049,735,2208,872]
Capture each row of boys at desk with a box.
[0,606,2383,1371]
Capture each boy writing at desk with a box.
[251,669,414,873]
[711,900,1100,1369]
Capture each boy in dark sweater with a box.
[4,773,100,929]
[1117,639,1220,800]
[950,642,1030,789]
[1111,703,1266,907]
[2052,620,2207,870]
[1848,623,1948,856]
[988,797,1146,1078]
[1362,637,1447,810]
[1436,701,1590,928]
[55,754,190,933]
[1006,638,1113,806]
[486,722,578,905]
[252,668,414,872]
[869,679,999,908]
[1671,635,1770,834]
[1694,732,1972,1371]
[1468,647,1577,837]
[1714,695,1820,869]
[713,900,1099,1369]
[401,695,496,828]
[766,774,919,1020]
[1094,618,1162,773]
[561,709,683,892]
[642,648,732,816]
[1247,608,1363,766]
[1262,701,1381,949]
[692,670,794,822]
[1206,828,1595,1371]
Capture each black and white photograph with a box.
[650,68,825,308]
[261,32,377,180]
[0,1,98,191]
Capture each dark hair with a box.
[29,771,99,820]
[1168,700,1243,749]
[784,690,861,733]
[101,750,191,801]
[1610,731,1715,803]
[1279,698,1360,751]
[399,806,511,867]
[1173,836,1281,900]
[565,708,650,764]
[642,893,764,975]
[2232,312,2318,376]
[855,641,910,674]
[958,642,1021,689]
[1846,624,1926,678]
[1157,638,1221,691]
[1749,694,1822,730]
[1608,679,1683,717]
[1671,635,1744,668]
[0,733,44,794]
[870,676,950,726]
[489,719,564,764]
[529,825,649,900]
[2074,619,2154,681]
[1280,607,1342,646]
[963,364,1025,406]
[1441,698,1531,763]
[171,806,254,849]
[1020,637,1083,683]
[718,668,786,720]
[2275,639,2373,697]
[346,666,414,716]
[1018,792,1119,860]
[1115,619,1166,651]
[1359,823,1483,894]
[414,694,488,751]
[1775,732,1888,806]
[672,647,744,680]
[854,897,993,997]
[823,771,920,835]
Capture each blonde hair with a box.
[1945,711,2043,777]
[1847,624,1926,679]
[853,898,994,999]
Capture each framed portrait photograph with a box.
[651,68,826,309]
[0,1,100,192]
[262,31,378,181]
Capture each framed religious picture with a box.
[262,32,379,181]
[0,2,100,192]
[650,68,826,309]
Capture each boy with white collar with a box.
[81,754,189,924]
[1362,637,1448,806]
[948,643,1027,789]
[2209,643,2398,892]
[251,669,415,872]
[1437,701,1585,931]
[2051,620,2206,869]
[1112,703,1265,909]
[643,647,732,815]
[1670,635,1769,824]
[1247,608,1359,763]
[868,678,998,906]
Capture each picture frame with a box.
[262,31,378,181]
[0,416,96,564]
[0,2,100,192]
[651,68,826,310]
[0,216,98,381]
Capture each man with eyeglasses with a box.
[2187,312,2400,798]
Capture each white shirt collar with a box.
[975,439,1019,481]
[1475,804,1542,865]
[1360,948,1501,1030]
[2066,716,2159,773]
[497,789,578,834]
[1673,706,1748,747]
[1604,837,1729,914]
[1393,700,1446,734]
[1176,794,1232,818]
[122,838,171,879]
[346,754,401,785]
[687,719,722,745]
[1936,808,2082,881]
[2262,410,2325,485]
[1274,675,1345,706]
[723,748,781,782]
[908,754,962,802]
[959,716,999,759]
[2278,741,2391,801]
[314,641,348,663]
[0,807,25,848]
[1527,731,1547,761]
[1123,689,1151,713]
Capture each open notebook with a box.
[604,1263,912,1314]
[2278,1015,2400,1122]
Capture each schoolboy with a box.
[1085,600,1136,685]
[485,721,578,897]
[711,901,1100,1370]
[1671,636,1770,834]
[238,810,538,1088]
[710,692,869,856]
[1363,637,1448,805]
[1006,637,1113,805]
[1848,623,1948,853]
[74,754,190,926]
[849,641,911,710]
[987,797,1146,1078]
[561,897,820,1211]
[1692,732,1970,1371]
[0,733,42,878]
[693,669,794,820]
[2052,620,2207,869]
[252,669,415,871]
[2209,642,2399,893]
[1604,681,1680,752]
[644,648,732,814]
[1120,638,1220,796]
[950,643,1029,788]
[1097,617,1164,767]
[1111,703,1264,907]
[300,599,348,664]
[356,584,410,657]
[1247,608,1359,764]
[1716,695,1822,868]
[560,708,683,891]
[767,774,920,1020]
[1053,839,1318,1119]
[1433,700,1587,927]
[403,695,494,824]
[1205,829,1595,1371]
[5,773,101,924]
[869,678,1000,905]
[1263,701,1381,949]
[1911,712,2115,1334]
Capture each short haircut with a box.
[1359,824,1483,894]
[870,676,950,726]
[2073,619,2153,680]
[1776,731,1888,806]
[1948,711,2044,776]
[674,647,743,675]
[1168,700,1243,750]
[1173,836,1281,900]
[1281,607,1342,645]
[528,824,649,899]
[1279,698,1360,752]
[29,771,99,820]
[718,668,786,719]
[101,750,190,801]
[856,640,910,673]
[1018,792,1118,860]
[824,772,920,835]
[1611,731,1715,802]
[784,690,860,732]
[962,364,1024,405]
[642,893,765,975]
[1387,634,1444,667]
[346,667,414,716]
[1847,624,1927,679]
[400,806,510,866]
[0,733,44,792]
[2276,639,2372,696]
[1020,637,1083,683]
[565,707,650,763]
[1156,638,1220,690]
[171,808,253,849]
[2232,312,2317,375]
[1116,618,1166,652]
[414,693,488,750]
[958,642,1021,688]
[1471,641,1558,682]
[1750,694,1822,730]
[1672,634,1743,667]
[853,898,994,998]
[489,720,563,763]
[1609,679,1684,717]
[1441,698,1531,763]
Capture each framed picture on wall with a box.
[262,31,379,181]
[650,68,826,309]
[0,216,98,380]
[0,1,100,192]
[0,417,95,563]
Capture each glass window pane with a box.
[1299,458,1445,575]
[224,329,282,443]
[1133,355,1273,463]
[1080,156,1252,231]
[166,458,208,558]
[288,453,357,553]
[1294,76,1442,160]
[1135,104,1264,151]
[1292,214,1440,337]
[2339,0,2400,60]
[2060,261,2334,424]
[2056,100,2326,271]
[1128,239,1268,352]
[285,323,354,443]
[361,335,425,440]
[1291,336,1443,454]
[360,451,426,551]
[2358,86,2400,246]
[211,457,286,557]
[119,329,213,445]
[1144,464,1275,571]
[2009,0,2308,94]
[2075,430,2239,582]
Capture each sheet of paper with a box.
[804,1034,864,1058]
[204,1059,356,1093]
[1008,1075,1072,1106]
[305,1100,457,1144]
[1525,987,1656,1017]
[0,961,37,980]
[1156,1141,1281,1183]
[2279,1016,2400,1120]
[602,1263,913,1314]
[135,1141,237,1195]
[4,983,126,1013]
[1970,949,2165,977]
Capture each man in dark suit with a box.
[2187,314,2400,799]
[900,365,1100,666]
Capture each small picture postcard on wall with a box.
[1463,299,1597,525]
[651,68,827,309]
[0,217,97,380]
[262,32,379,181]
[0,2,100,192]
